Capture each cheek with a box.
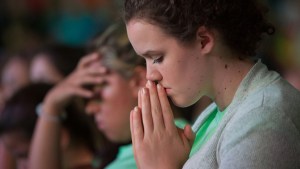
[102,85,136,111]
[101,86,118,103]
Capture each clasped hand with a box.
[130,80,195,169]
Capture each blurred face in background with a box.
[2,132,30,169]
[1,57,30,101]
[30,54,64,84]
[85,58,145,143]
[86,69,140,143]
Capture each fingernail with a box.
[157,83,161,89]
[134,106,139,112]
[146,80,151,87]
[142,88,147,94]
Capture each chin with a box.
[170,96,198,108]
[169,97,189,108]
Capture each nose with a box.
[146,65,162,83]
[85,87,102,115]
[85,100,101,115]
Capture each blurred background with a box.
[0,0,121,51]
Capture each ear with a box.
[129,66,147,98]
[196,26,214,55]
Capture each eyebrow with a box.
[141,50,162,58]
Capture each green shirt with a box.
[105,144,136,169]
[190,107,226,157]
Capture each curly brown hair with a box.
[124,0,275,58]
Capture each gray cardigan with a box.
[184,61,300,169]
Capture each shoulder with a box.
[216,77,300,169]
[234,77,300,129]
[223,77,300,143]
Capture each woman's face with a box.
[86,69,138,143]
[2,132,30,169]
[126,20,210,107]
[1,58,30,100]
[30,55,64,83]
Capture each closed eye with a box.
[153,56,163,64]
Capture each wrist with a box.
[36,103,67,122]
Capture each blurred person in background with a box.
[0,53,30,169]
[29,23,146,169]
[29,23,189,169]
[0,54,30,103]
[30,44,85,84]
[0,83,103,169]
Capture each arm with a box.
[130,80,195,169]
[29,53,107,169]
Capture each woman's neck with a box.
[210,55,255,111]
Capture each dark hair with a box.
[0,83,98,153]
[124,0,275,58]
[0,83,50,138]
[33,44,85,77]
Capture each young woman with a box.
[124,0,300,169]
[29,23,146,169]
[0,83,100,169]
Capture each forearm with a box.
[29,106,63,169]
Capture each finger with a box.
[183,124,195,147]
[130,109,137,157]
[146,81,165,130]
[157,83,175,130]
[81,66,108,77]
[77,76,105,86]
[138,89,142,108]
[132,106,144,144]
[141,88,154,134]
[69,86,94,98]
[78,53,100,69]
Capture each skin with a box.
[126,19,255,169]
[2,132,29,169]
[1,57,30,100]
[0,143,16,169]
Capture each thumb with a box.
[183,124,195,147]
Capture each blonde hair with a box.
[92,22,145,78]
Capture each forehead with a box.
[126,20,172,55]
